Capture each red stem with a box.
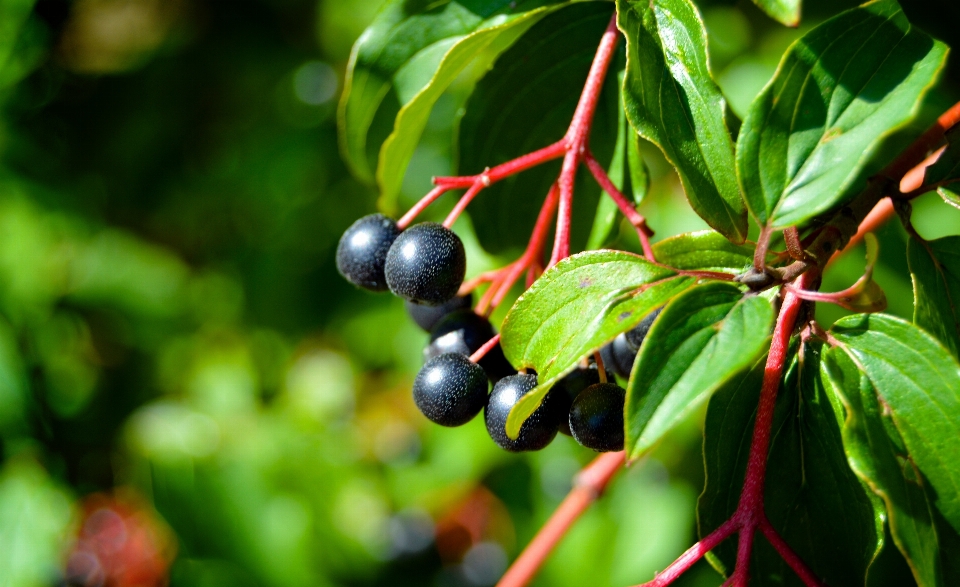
[469,334,501,363]
[548,13,621,267]
[584,152,656,260]
[758,518,827,587]
[496,451,625,587]
[434,140,567,189]
[474,184,559,316]
[632,273,820,587]
[637,518,738,587]
[398,186,448,229]
[882,100,960,183]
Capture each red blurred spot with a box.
[434,487,514,563]
[66,491,176,587]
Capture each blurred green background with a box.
[0,1,957,586]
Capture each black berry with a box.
[569,382,625,452]
[424,310,515,382]
[485,374,563,452]
[552,363,615,436]
[624,307,663,352]
[599,333,637,379]
[413,353,489,427]
[405,293,473,333]
[385,222,466,305]
[335,214,402,291]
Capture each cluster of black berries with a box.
[336,213,661,454]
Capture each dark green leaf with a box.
[700,344,885,586]
[822,347,951,587]
[831,314,960,536]
[338,0,570,207]
[651,230,755,274]
[736,0,947,228]
[907,236,960,358]
[920,126,960,208]
[626,282,772,459]
[617,0,747,243]
[749,0,800,27]
[500,250,693,438]
[459,2,619,253]
[923,127,960,190]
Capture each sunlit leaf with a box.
[736,0,947,228]
[500,250,694,438]
[908,235,960,358]
[939,186,960,209]
[651,230,755,274]
[617,0,748,242]
[700,345,885,586]
[749,0,801,27]
[625,282,772,460]
[831,313,960,536]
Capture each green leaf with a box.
[625,282,772,459]
[749,0,800,27]
[938,186,960,210]
[338,0,570,206]
[0,459,74,587]
[500,250,694,438]
[617,0,747,243]
[822,347,954,587]
[907,236,960,358]
[626,119,649,206]
[459,2,620,253]
[736,0,947,229]
[651,230,755,274]
[700,344,885,586]
[831,314,960,536]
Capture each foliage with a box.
[1,0,960,586]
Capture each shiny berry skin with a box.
[413,354,489,426]
[599,333,636,379]
[485,374,562,452]
[553,363,615,436]
[335,214,402,291]
[405,293,473,333]
[624,307,663,352]
[424,311,515,382]
[384,222,466,305]
[569,382,625,452]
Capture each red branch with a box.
[469,183,559,316]
[829,99,960,265]
[469,334,501,363]
[633,272,825,587]
[549,14,622,267]
[496,451,626,587]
